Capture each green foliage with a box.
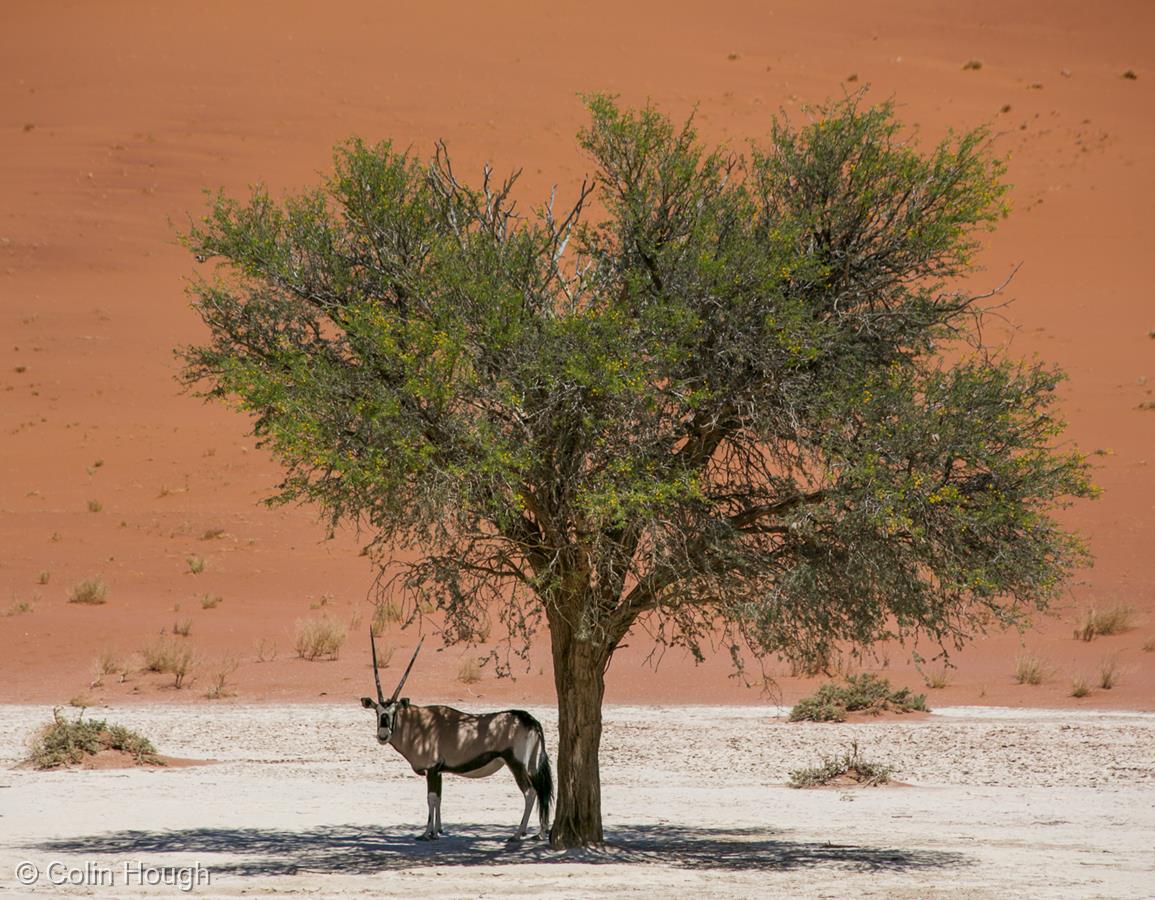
[789,673,927,722]
[27,709,162,769]
[180,91,1096,848]
[788,741,893,788]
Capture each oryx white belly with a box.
[458,758,505,778]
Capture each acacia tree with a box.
[181,94,1093,848]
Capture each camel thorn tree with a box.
[180,92,1094,849]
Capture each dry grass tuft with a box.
[371,598,403,636]
[1070,676,1091,698]
[1098,654,1120,690]
[295,617,346,661]
[255,638,278,662]
[200,593,222,609]
[924,666,951,690]
[1142,638,1154,653]
[142,640,195,688]
[37,570,50,585]
[86,499,103,513]
[69,578,108,605]
[457,656,482,685]
[173,618,192,637]
[4,599,33,617]
[186,555,206,575]
[200,527,226,540]
[90,649,124,687]
[963,59,983,71]
[1014,654,1046,685]
[1075,605,1135,641]
[205,656,239,700]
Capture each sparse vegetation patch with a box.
[789,674,927,723]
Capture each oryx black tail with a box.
[532,738,553,832]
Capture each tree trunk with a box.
[548,622,610,849]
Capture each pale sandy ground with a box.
[1,704,1153,898]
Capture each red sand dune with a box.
[1,1,1152,710]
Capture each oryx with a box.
[360,633,553,842]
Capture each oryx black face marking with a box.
[360,631,553,842]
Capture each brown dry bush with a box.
[69,578,108,605]
[295,617,346,661]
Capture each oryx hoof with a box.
[506,832,526,844]
[416,832,439,842]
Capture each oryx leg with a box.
[420,770,443,840]
[508,760,535,841]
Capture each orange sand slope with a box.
[1,1,1152,709]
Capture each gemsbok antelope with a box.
[360,633,553,841]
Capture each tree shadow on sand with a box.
[30,823,967,878]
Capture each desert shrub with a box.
[27,709,162,769]
[69,578,108,605]
[186,555,205,574]
[1014,654,1046,685]
[789,674,927,722]
[789,742,893,788]
[1075,605,1135,641]
[87,499,103,513]
[295,617,346,660]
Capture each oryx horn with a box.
[390,637,424,702]
[370,629,385,705]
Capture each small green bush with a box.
[27,709,162,769]
[789,673,927,722]
[789,741,893,788]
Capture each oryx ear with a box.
[400,697,410,708]
[360,697,376,709]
